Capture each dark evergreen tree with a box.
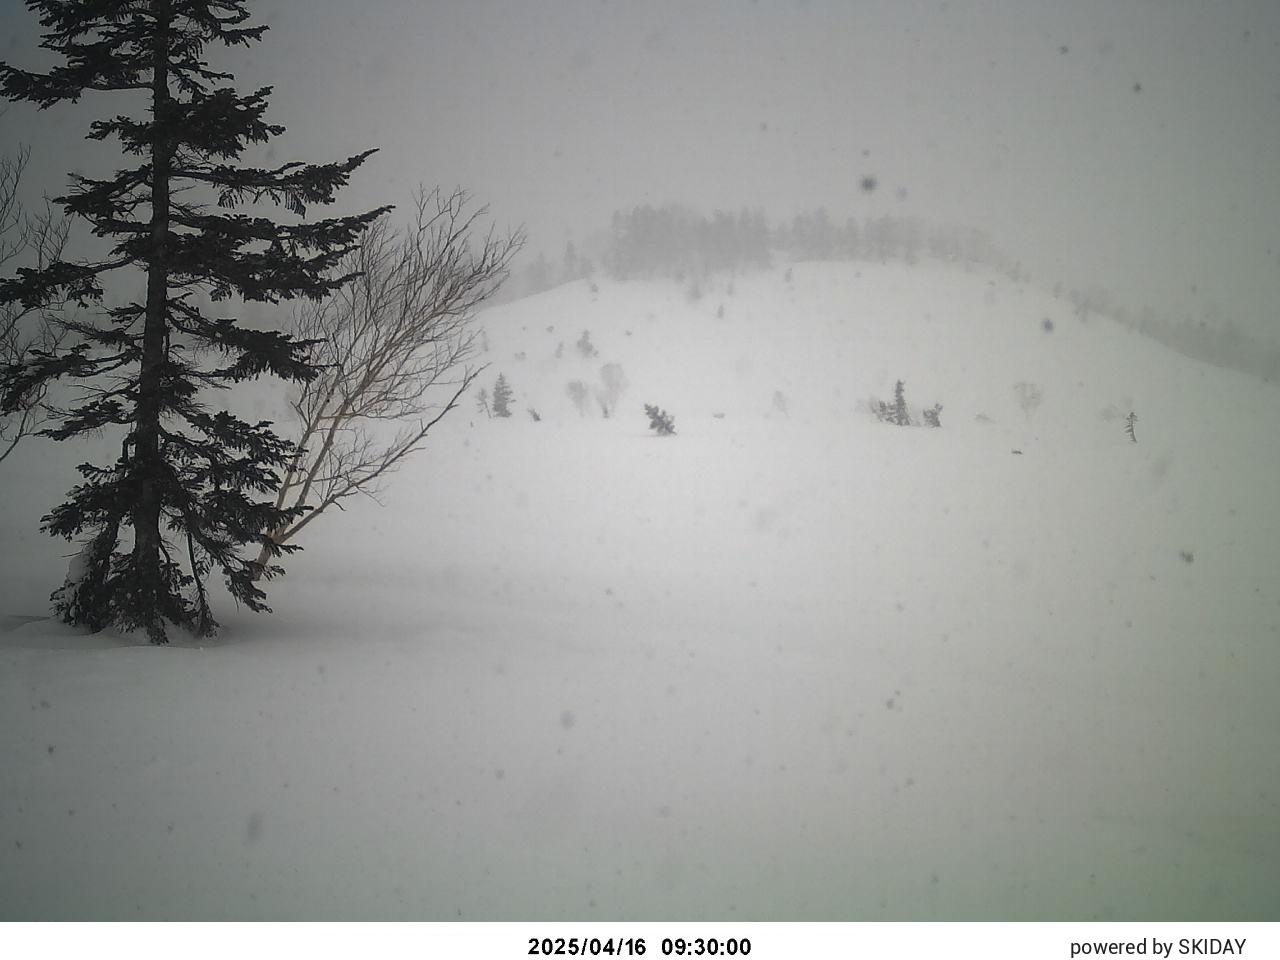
[0,1,388,643]
[491,373,513,418]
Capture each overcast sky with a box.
[3,0,1279,337]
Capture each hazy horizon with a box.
[3,0,1278,339]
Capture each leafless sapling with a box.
[253,187,522,575]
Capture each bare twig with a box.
[1,146,72,464]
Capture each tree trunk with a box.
[131,0,173,642]
[251,538,274,578]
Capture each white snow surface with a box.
[2,261,1278,919]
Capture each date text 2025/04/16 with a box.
[528,937,753,957]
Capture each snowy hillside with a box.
[2,260,1278,920]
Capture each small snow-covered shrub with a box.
[595,363,629,418]
[51,533,122,632]
[1014,381,1042,421]
[644,403,676,436]
[577,329,598,359]
[1125,411,1138,443]
[923,403,943,428]
[566,379,590,416]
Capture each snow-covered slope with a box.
[2,260,1277,919]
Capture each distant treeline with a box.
[499,205,1279,384]
[505,204,1025,297]
[601,204,1028,282]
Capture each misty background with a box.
[2,0,1279,345]
[4,0,1280,921]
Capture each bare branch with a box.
[0,147,74,465]
[253,186,522,576]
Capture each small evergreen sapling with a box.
[872,379,912,425]
[1125,411,1138,443]
[872,380,942,428]
[644,403,676,436]
[891,379,911,426]
[492,373,514,418]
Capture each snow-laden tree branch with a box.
[253,187,523,576]
[0,144,71,465]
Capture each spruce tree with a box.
[0,1,388,643]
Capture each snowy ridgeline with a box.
[2,259,1278,920]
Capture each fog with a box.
[4,0,1278,335]
[4,1,1280,924]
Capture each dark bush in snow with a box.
[644,403,676,436]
